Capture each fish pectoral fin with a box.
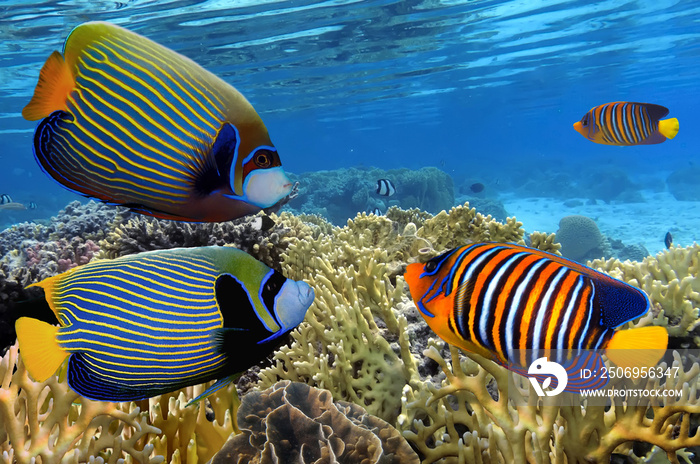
[191,123,239,197]
[658,117,679,140]
[186,374,240,407]
[605,326,668,370]
[23,51,75,121]
[15,317,69,382]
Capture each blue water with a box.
[1,0,699,232]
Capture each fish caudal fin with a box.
[15,317,69,382]
[22,51,75,121]
[658,118,679,140]
[605,326,668,370]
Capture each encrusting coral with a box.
[212,380,419,463]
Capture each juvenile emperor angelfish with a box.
[15,246,314,402]
[22,21,292,222]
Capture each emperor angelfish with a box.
[15,246,314,402]
[22,22,293,222]
[404,242,668,393]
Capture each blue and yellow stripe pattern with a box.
[404,243,668,392]
[15,246,314,401]
[573,101,679,146]
[23,22,292,222]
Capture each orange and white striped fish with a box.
[404,243,668,392]
[573,101,678,146]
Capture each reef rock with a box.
[212,380,419,464]
[667,166,700,201]
[287,166,454,225]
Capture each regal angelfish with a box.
[404,242,668,392]
[22,22,293,222]
[574,102,678,146]
[15,246,314,402]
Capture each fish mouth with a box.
[262,181,299,214]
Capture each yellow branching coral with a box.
[591,244,700,336]
[399,340,700,464]
[416,203,525,254]
[258,208,700,464]
[0,343,236,464]
[258,225,418,423]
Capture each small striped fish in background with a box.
[376,178,396,196]
[404,242,668,393]
[15,246,314,402]
[22,21,293,222]
[573,101,679,146]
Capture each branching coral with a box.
[399,340,700,464]
[0,342,237,464]
[591,244,700,336]
[98,211,314,270]
[259,206,530,425]
[257,207,700,463]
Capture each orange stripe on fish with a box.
[574,101,678,146]
[404,243,668,393]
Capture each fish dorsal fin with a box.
[191,123,238,196]
[634,102,669,121]
[592,277,650,328]
[22,51,75,121]
[15,317,69,382]
[27,272,71,319]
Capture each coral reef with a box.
[555,214,612,262]
[257,206,700,464]
[2,198,700,463]
[400,340,700,464]
[0,341,237,463]
[286,167,454,225]
[0,201,121,257]
[212,380,418,463]
[591,244,700,337]
[98,211,314,271]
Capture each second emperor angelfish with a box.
[22,21,293,222]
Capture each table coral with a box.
[212,380,419,463]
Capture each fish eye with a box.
[582,115,589,127]
[424,261,437,272]
[254,150,273,168]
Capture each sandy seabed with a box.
[501,191,700,257]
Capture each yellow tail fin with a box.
[15,317,69,382]
[22,50,75,121]
[606,326,668,370]
[658,117,679,140]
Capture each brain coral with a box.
[212,380,419,463]
[555,214,612,262]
